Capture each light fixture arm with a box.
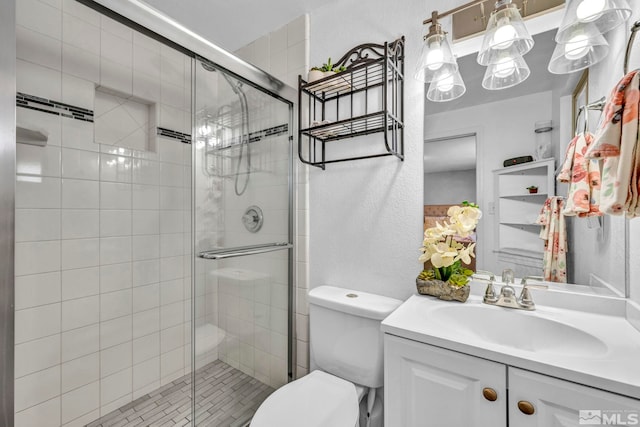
[423,0,490,25]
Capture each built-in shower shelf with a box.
[298,37,405,169]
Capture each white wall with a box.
[14,2,192,425]
[424,169,476,205]
[425,91,553,275]
[308,0,425,301]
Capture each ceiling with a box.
[141,0,339,51]
[426,29,582,115]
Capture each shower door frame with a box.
[0,1,16,426]
[81,0,299,417]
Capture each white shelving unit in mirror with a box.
[493,158,556,266]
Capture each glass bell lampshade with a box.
[555,0,631,43]
[415,23,458,83]
[548,31,610,74]
[477,1,534,66]
[427,69,466,102]
[482,51,530,90]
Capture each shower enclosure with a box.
[8,0,296,426]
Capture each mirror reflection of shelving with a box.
[494,158,555,259]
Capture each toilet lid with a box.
[251,370,359,427]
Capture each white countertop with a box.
[382,293,640,400]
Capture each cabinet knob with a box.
[482,388,498,401]
[518,400,535,415]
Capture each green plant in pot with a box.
[527,185,539,194]
[308,57,347,83]
[417,201,481,302]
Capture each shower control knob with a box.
[242,205,264,233]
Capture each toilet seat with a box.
[250,370,359,427]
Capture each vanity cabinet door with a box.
[384,334,507,427]
[509,367,640,427]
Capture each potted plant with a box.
[527,185,539,194]
[417,201,481,303]
[307,57,347,83]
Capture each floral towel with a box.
[557,132,603,217]
[535,197,567,283]
[584,70,640,217]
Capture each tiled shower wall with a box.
[14,1,192,426]
[233,14,311,379]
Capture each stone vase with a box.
[416,278,470,303]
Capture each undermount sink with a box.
[426,303,609,357]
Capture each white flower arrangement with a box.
[418,202,482,287]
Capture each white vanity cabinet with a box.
[385,334,640,427]
[384,334,507,427]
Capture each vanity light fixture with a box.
[555,0,632,43]
[477,0,534,66]
[482,50,531,89]
[548,30,610,74]
[427,69,467,102]
[415,11,459,83]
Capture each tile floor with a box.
[86,360,274,427]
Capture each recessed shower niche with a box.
[94,86,156,152]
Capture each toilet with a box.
[251,285,403,427]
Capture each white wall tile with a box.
[61,238,99,269]
[132,70,160,103]
[17,0,62,40]
[100,182,132,210]
[132,210,159,236]
[159,162,183,187]
[133,357,159,391]
[160,210,182,234]
[62,267,99,300]
[100,368,132,405]
[62,179,99,209]
[15,271,61,310]
[15,334,61,378]
[133,308,159,339]
[61,381,99,424]
[61,324,99,362]
[100,58,132,95]
[62,43,100,82]
[132,283,159,313]
[101,30,132,68]
[133,43,160,80]
[62,0,100,25]
[62,410,99,427]
[62,12,99,55]
[62,74,95,111]
[61,148,100,180]
[14,365,61,412]
[100,236,132,264]
[160,324,183,353]
[15,240,61,276]
[17,59,62,102]
[160,233,183,258]
[14,397,60,427]
[15,209,61,243]
[160,347,183,377]
[100,341,132,377]
[132,235,159,261]
[61,295,99,331]
[100,315,132,349]
[100,289,132,321]
[160,302,183,330]
[132,259,160,287]
[16,176,61,209]
[100,210,132,237]
[100,262,132,294]
[132,333,159,365]
[61,209,99,239]
[61,116,97,152]
[16,142,61,177]
[100,154,133,183]
[101,15,132,41]
[61,352,99,393]
[132,184,159,209]
[160,256,183,281]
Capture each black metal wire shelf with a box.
[298,37,405,170]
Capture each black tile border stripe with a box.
[16,92,94,123]
[157,127,192,144]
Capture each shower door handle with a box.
[198,242,292,260]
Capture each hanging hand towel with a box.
[557,132,603,217]
[584,70,640,217]
[535,197,567,283]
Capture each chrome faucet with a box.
[476,270,548,311]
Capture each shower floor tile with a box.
[86,360,274,427]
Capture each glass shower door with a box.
[192,58,293,426]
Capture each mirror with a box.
[423,29,627,297]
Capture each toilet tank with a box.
[308,286,403,388]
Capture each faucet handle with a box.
[473,270,496,282]
[501,269,515,284]
[518,277,548,309]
